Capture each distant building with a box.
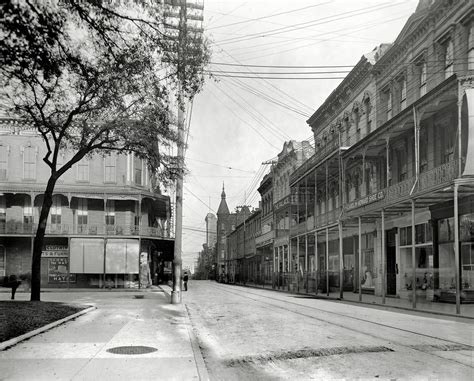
[205,212,217,248]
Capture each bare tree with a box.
[0,0,210,300]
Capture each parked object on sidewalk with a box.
[1,275,21,300]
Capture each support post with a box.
[326,228,329,296]
[171,97,185,304]
[381,209,386,304]
[138,195,142,289]
[296,236,300,292]
[454,184,461,314]
[315,231,318,295]
[339,221,343,299]
[358,217,362,302]
[386,139,390,188]
[411,199,416,309]
[305,234,308,293]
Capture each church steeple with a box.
[217,182,230,215]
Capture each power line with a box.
[217,78,297,136]
[213,74,346,80]
[186,157,256,173]
[184,185,218,214]
[207,2,332,30]
[220,76,310,117]
[214,44,317,113]
[214,2,405,46]
[210,62,357,68]
[206,70,352,75]
[207,85,281,149]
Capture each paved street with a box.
[184,281,473,380]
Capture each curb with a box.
[184,304,210,381]
[0,305,96,351]
[158,285,210,380]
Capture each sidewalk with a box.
[0,289,208,380]
[237,282,474,319]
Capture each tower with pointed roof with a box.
[217,183,230,215]
[216,182,239,280]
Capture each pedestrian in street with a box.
[183,271,189,291]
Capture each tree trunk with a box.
[30,176,57,301]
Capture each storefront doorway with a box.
[386,228,397,295]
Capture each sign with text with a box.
[346,191,385,211]
[48,257,76,283]
[42,245,68,258]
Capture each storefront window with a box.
[460,213,474,293]
[361,233,375,290]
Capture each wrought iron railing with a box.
[0,222,170,238]
[290,137,339,185]
[418,160,457,193]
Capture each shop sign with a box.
[346,191,385,211]
[42,245,68,258]
[48,257,76,283]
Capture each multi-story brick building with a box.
[227,207,260,284]
[0,117,174,289]
[287,0,474,315]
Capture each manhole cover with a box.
[107,346,158,355]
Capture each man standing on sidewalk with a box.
[183,272,189,291]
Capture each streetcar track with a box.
[203,283,474,368]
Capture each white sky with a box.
[181,0,420,269]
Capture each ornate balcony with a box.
[315,207,341,228]
[418,160,457,193]
[0,222,170,239]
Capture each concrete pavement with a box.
[0,288,209,380]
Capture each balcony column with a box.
[296,236,300,292]
[362,153,366,197]
[381,209,386,304]
[305,177,308,226]
[339,221,343,299]
[358,217,362,302]
[138,195,142,289]
[454,183,461,314]
[277,246,281,289]
[413,106,420,184]
[103,194,107,289]
[305,234,308,293]
[326,227,329,296]
[314,170,318,222]
[411,199,416,309]
[325,160,329,223]
[315,231,318,295]
[457,89,462,177]
[103,195,107,235]
[386,139,390,188]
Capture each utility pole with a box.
[164,0,204,304]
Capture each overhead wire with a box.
[229,12,411,61]
[214,2,407,46]
[207,2,332,30]
[216,78,295,138]
[214,43,315,113]
[207,84,281,149]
